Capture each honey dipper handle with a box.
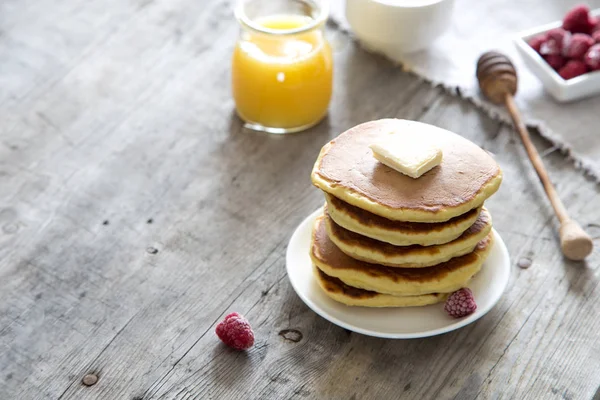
[504,95,568,222]
[504,94,593,260]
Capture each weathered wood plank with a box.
[0,0,598,399]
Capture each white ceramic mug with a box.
[345,0,455,54]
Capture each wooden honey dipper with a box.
[477,51,593,261]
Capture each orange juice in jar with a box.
[232,0,333,133]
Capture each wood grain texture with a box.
[1,1,599,399]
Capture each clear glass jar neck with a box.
[234,0,328,36]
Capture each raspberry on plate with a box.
[564,33,595,58]
[562,4,595,34]
[215,312,255,350]
[544,54,567,70]
[444,288,477,318]
[584,44,600,70]
[558,59,588,79]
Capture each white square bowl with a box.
[514,9,600,102]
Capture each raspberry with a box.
[558,59,588,79]
[562,5,595,34]
[215,312,255,350]
[528,34,547,53]
[564,33,595,58]
[544,54,567,70]
[540,28,569,55]
[593,19,600,34]
[593,30,600,43]
[584,44,600,70]
[444,288,477,318]
[547,28,569,43]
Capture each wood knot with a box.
[82,374,98,386]
[279,329,303,343]
[517,257,532,269]
[476,51,518,104]
[146,247,159,254]
[2,223,19,234]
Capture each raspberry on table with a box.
[584,44,600,70]
[558,59,588,79]
[540,28,569,55]
[528,34,547,53]
[215,312,255,350]
[564,33,595,58]
[562,4,595,34]
[544,54,567,71]
[444,288,477,318]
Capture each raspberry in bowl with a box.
[515,5,600,102]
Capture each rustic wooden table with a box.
[2,1,599,399]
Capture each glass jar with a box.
[232,0,333,134]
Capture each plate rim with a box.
[285,207,511,339]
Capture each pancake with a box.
[310,215,493,296]
[325,207,492,268]
[311,119,503,222]
[314,267,448,307]
[326,193,481,246]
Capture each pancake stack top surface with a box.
[309,119,503,308]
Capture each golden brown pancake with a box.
[325,193,482,246]
[310,215,493,296]
[314,267,448,307]
[325,207,492,268]
[311,119,503,222]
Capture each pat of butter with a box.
[370,135,442,179]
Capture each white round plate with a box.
[286,208,511,339]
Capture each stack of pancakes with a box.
[309,119,503,307]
